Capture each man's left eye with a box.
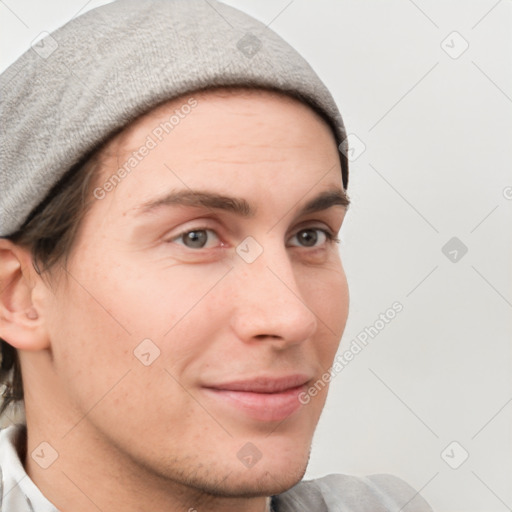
[288,228,334,248]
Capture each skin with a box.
[0,88,349,512]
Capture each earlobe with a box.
[0,240,50,351]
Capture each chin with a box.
[191,450,311,499]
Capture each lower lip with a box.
[202,385,305,422]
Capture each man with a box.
[0,1,433,510]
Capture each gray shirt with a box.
[0,426,433,511]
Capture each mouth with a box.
[201,375,311,422]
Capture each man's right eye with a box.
[171,229,221,249]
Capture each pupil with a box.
[299,229,317,247]
[184,230,207,248]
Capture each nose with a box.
[229,246,318,349]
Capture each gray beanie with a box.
[0,0,348,237]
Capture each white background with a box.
[1,1,511,511]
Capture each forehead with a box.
[108,87,337,161]
[92,87,344,215]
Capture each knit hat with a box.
[0,0,348,237]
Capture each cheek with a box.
[48,255,231,373]
[116,258,232,340]
[299,261,349,360]
[46,270,132,392]
[324,270,349,335]
[44,258,230,433]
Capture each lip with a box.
[202,374,310,422]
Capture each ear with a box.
[0,239,50,351]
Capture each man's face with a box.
[43,89,349,496]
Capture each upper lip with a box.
[203,374,311,393]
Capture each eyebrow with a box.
[299,189,350,215]
[136,190,253,216]
[134,187,349,217]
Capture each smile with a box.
[202,375,310,422]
